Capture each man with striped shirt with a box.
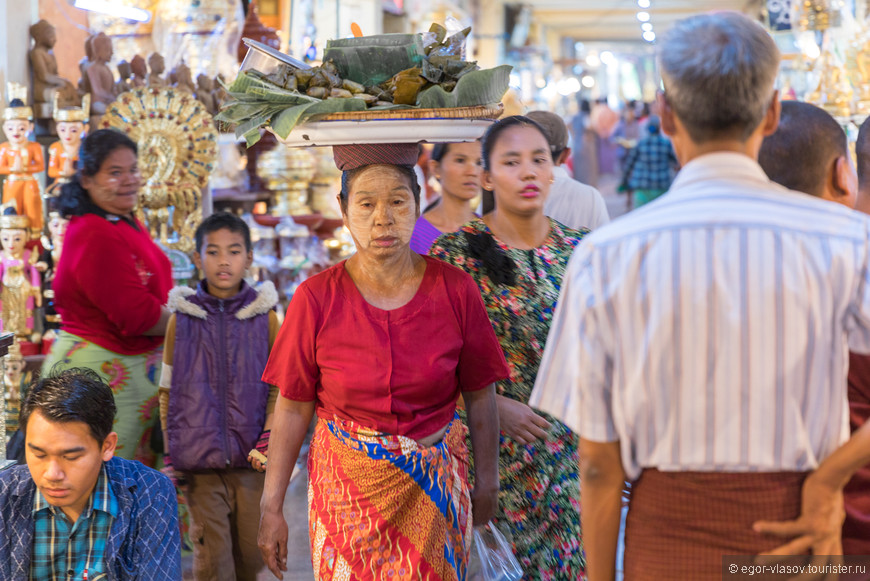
[0,367,181,580]
[531,11,870,580]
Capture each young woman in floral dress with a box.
[430,116,588,580]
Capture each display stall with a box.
[768,0,870,134]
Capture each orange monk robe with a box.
[0,142,45,232]
[47,141,77,181]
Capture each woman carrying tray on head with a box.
[409,141,483,254]
[430,116,589,580]
[258,142,508,581]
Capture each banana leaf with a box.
[324,33,425,86]
[417,64,512,109]
[270,98,367,139]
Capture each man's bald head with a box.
[759,101,852,203]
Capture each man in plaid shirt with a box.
[621,116,679,206]
[0,368,181,580]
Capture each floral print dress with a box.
[430,217,587,581]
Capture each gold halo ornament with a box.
[100,87,217,253]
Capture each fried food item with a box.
[390,67,428,105]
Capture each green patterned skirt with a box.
[42,332,162,468]
[461,406,585,581]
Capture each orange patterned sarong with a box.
[308,415,472,581]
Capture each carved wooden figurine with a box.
[29,19,77,118]
[47,94,89,196]
[35,210,67,341]
[172,62,196,94]
[115,60,133,95]
[196,74,218,116]
[0,87,44,235]
[130,55,147,88]
[86,33,115,118]
[147,52,166,87]
[3,340,31,434]
[0,207,42,342]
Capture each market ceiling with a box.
[533,0,761,42]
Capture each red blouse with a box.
[263,256,509,440]
[54,213,172,355]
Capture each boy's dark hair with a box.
[194,212,252,253]
[20,366,117,444]
[758,101,847,198]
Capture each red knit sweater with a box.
[54,213,172,355]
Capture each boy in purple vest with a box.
[158,212,280,581]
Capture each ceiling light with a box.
[600,51,616,65]
[586,53,601,67]
[637,0,650,7]
[642,22,653,32]
[73,0,151,22]
[643,30,656,42]
[581,76,595,88]
[558,77,582,96]
[637,11,650,22]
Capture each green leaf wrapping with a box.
[323,34,425,86]
[416,64,512,109]
[270,98,367,139]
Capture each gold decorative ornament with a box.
[4,83,33,121]
[809,53,854,118]
[257,145,316,216]
[101,87,217,253]
[0,212,30,231]
[844,22,870,115]
[796,0,836,31]
[52,93,90,123]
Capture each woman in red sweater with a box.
[43,129,172,467]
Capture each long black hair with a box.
[57,129,138,217]
[466,116,552,285]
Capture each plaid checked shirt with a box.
[622,132,678,191]
[30,466,118,581]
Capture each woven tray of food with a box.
[317,103,503,121]
[219,26,511,147]
[268,115,496,147]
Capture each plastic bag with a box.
[467,522,523,581]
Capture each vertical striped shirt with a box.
[30,465,118,581]
[530,152,870,480]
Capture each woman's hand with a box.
[258,509,289,579]
[496,394,551,446]
[259,397,314,580]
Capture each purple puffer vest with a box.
[167,280,277,471]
